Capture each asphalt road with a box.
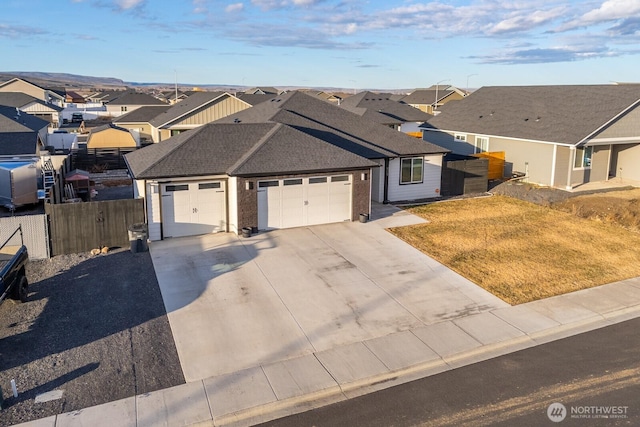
[259,318,640,427]
[0,248,184,426]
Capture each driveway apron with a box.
[150,204,508,382]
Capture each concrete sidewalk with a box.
[14,206,640,427]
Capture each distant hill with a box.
[0,71,413,94]
[0,71,128,90]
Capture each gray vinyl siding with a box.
[590,146,610,181]
[423,130,475,155]
[593,105,640,139]
[612,143,640,181]
[488,137,554,186]
[553,145,571,188]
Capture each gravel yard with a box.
[0,248,184,426]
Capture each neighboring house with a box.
[147,91,251,142]
[299,90,343,104]
[105,92,167,117]
[0,106,49,155]
[113,105,171,144]
[401,85,466,114]
[422,85,640,189]
[86,90,125,105]
[0,78,65,107]
[236,93,277,106]
[244,87,281,95]
[0,92,63,127]
[64,90,86,104]
[86,123,138,148]
[339,91,432,135]
[125,92,447,241]
[157,90,189,104]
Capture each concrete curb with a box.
[209,303,640,427]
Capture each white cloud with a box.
[582,0,640,22]
[226,3,244,12]
[489,6,568,34]
[115,0,144,10]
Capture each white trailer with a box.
[0,161,38,209]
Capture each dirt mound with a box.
[553,189,640,232]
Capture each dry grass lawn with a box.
[389,195,640,305]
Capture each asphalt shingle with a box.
[424,85,640,144]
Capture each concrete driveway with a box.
[150,204,508,382]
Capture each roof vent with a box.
[233,118,241,123]
[524,118,529,121]
[536,117,541,122]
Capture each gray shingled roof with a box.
[148,91,239,127]
[424,85,640,145]
[0,106,49,132]
[0,92,63,111]
[216,91,447,158]
[401,88,454,105]
[114,105,171,123]
[340,92,433,123]
[0,132,39,155]
[237,93,277,106]
[125,122,376,179]
[109,92,167,106]
[89,123,132,135]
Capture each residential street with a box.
[259,317,640,427]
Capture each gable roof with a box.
[0,106,49,132]
[245,87,279,95]
[148,91,242,127]
[89,123,132,134]
[114,105,172,123]
[216,91,447,159]
[424,85,640,145]
[237,93,277,106]
[401,88,455,105]
[109,92,167,106]
[125,122,377,179]
[340,91,432,123]
[0,92,63,111]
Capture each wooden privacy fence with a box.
[70,147,137,171]
[473,151,505,180]
[46,199,144,256]
[441,155,489,196]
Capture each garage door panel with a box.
[306,177,330,225]
[281,179,304,228]
[162,181,227,238]
[258,175,352,230]
[258,181,281,230]
[328,177,352,223]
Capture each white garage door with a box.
[161,181,226,238]
[258,175,352,230]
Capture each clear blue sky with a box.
[2,0,639,89]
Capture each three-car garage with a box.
[156,173,358,239]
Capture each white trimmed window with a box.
[400,157,424,184]
[475,136,489,153]
[574,146,592,168]
[454,133,467,142]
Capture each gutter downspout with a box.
[383,157,390,204]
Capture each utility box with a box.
[0,161,38,209]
